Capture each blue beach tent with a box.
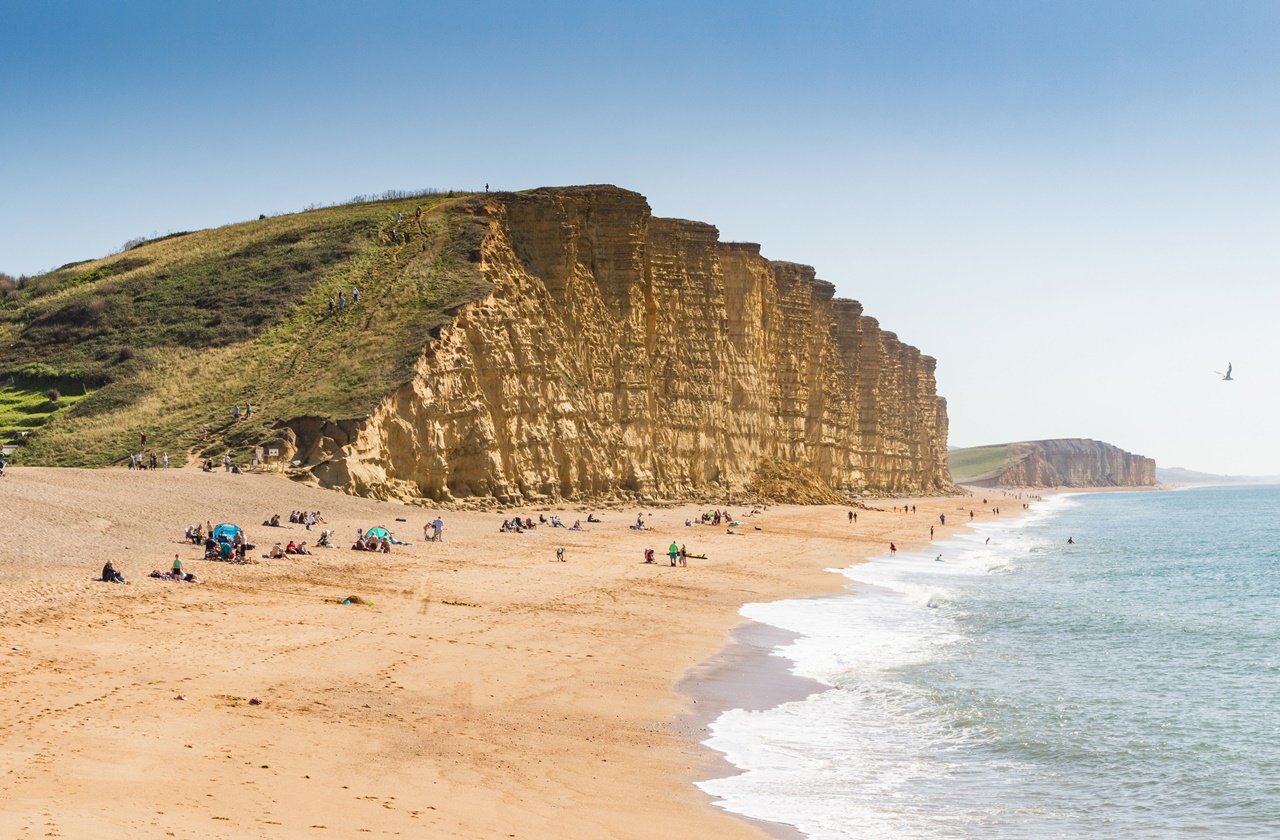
[212,523,243,543]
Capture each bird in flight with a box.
[1213,363,1234,381]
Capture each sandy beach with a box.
[0,467,1028,838]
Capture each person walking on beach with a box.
[668,541,679,566]
[930,525,934,540]
[939,513,946,525]
[678,544,688,567]
[432,516,444,543]
[848,510,854,523]
[889,542,897,556]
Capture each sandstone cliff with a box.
[952,439,1156,488]
[284,186,953,504]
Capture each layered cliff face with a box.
[955,439,1156,488]
[289,186,953,503]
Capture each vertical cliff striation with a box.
[290,186,953,503]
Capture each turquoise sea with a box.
[698,485,1280,838]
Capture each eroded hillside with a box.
[4,186,954,503]
[284,187,953,502]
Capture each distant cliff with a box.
[949,439,1156,488]
[292,186,954,503]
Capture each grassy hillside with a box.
[947,443,1015,483]
[0,194,490,467]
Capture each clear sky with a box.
[3,1,1277,475]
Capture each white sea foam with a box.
[697,497,1074,838]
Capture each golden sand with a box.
[0,467,1024,838]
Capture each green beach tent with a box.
[365,527,391,541]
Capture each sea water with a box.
[698,486,1280,838]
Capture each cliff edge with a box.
[1,185,954,504]
[289,186,954,502]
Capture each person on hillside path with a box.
[162,452,169,468]
[232,404,241,421]
[352,287,360,304]
[224,452,232,472]
[338,291,346,311]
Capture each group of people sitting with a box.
[500,517,536,532]
[352,530,391,552]
[203,532,254,562]
[265,540,312,558]
[499,512,598,534]
[260,511,327,529]
[291,510,326,529]
[699,510,736,526]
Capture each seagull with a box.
[1214,363,1234,381]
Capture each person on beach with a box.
[101,561,126,583]
[668,542,679,566]
[848,510,854,523]
[939,513,946,525]
[171,554,183,576]
[644,547,655,564]
[678,544,688,567]
[890,542,897,556]
[556,546,566,562]
[930,526,934,540]
[432,516,444,542]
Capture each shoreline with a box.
[677,488,1085,838]
[0,467,1056,838]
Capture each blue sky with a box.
[3,1,1278,474]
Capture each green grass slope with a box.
[0,194,489,466]
[947,443,1016,484]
